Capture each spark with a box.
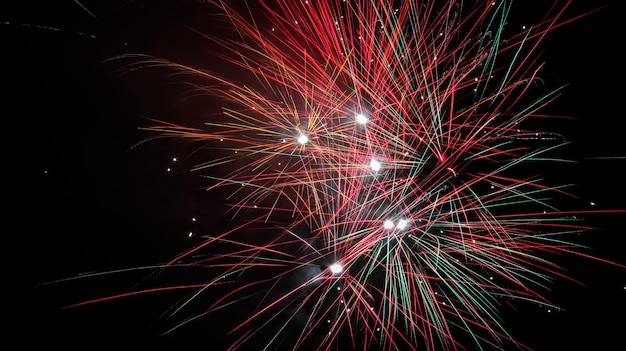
[369,159,381,172]
[355,113,368,125]
[329,263,343,274]
[297,134,309,144]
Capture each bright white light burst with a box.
[370,159,381,172]
[329,263,343,274]
[297,134,309,144]
[383,219,394,230]
[397,218,409,230]
[356,113,368,124]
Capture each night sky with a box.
[7,1,625,350]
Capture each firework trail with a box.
[54,1,623,350]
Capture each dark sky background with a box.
[6,0,625,350]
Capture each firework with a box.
[51,1,623,350]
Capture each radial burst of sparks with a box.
[53,1,625,351]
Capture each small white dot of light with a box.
[327,319,331,323]
[241,183,244,186]
[282,139,286,143]
[547,309,552,313]
[439,32,443,36]
[252,107,255,110]
[472,239,476,243]
[329,332,332,335]
[590,201,596,206]
[442,302,446,305]
[172,157,177,162]
[295,20,298,25]
[434,56,437,60]
[305,0,308,3]
[371,59,374,62]
[489,276,493,280]
[522,25,526,30]
[346,308,350,312]
[330,263,343,274]
[376,327,380,331]
[271,27,275,31]
[298,134,309,144]
[192,217,196,222]
[341,15,343,18]
[335,21,338,25]
[474,88,477,92]
[167,167,171,172]
[356,113,368,124]
[383,219,394,230]
[397,219,408,230]
[474,77,478,81]
[439,230,443,233]
[188,232,193,237]
[370,159,381,172]
[337,286,341,290]
[492,1,495,5]
[340,300,344,304]
[490,185,495,189]
[220,138,223,141]
[234,150,238,153]
[278,162,281,165]
[358,36,361,40]
[420,95,424,99]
